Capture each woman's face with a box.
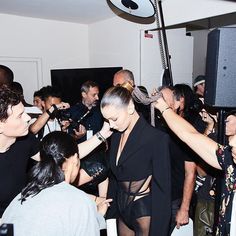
[101,104,131,132]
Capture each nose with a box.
[109,121,115,129]
[23,112,31,123]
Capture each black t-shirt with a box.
[155,118,195,201]
[0,133,39,216]
[169,130,195,200]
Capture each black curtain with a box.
[51,67,122,105]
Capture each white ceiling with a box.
[0,0,116,24]
[0,0,235,27]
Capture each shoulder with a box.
[52,182,93,205]
[16,132,39,145]
[142,120,169,139]
[135,118,170,147]
[69,103,85,114]
[5,133,39,156]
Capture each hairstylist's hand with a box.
[97,198,113,216]
[99,121,113,139]
[152,93,169,113]
[56,102,70,110]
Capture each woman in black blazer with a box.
[101,84,171,236]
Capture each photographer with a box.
[29,86,70,139]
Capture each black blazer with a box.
[106,116,171,236]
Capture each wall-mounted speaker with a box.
[204,27,236,108]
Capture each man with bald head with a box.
[113,69,150,122]
[113,69,135,87]
[0,65,14,87]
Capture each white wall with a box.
[191,30,210,79]
[89,16,142,82]
[89,17,193,92]
[162,0,236,27]
[0,14,89,103]
[1,0,236,100]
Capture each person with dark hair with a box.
[29,85,70,139]
[193,75,205,98]
[0,85,39,219]
[2,131,112,236]
[0,85,112,223]
[33,90,44,111]
[69,80,102,142]
[0,65,14,86]
[11,81,32,107]
[101,84,171,236]
[173,84,205,128]
[154,96,236,236]
[69,80,108,198]
[153,86,197,235]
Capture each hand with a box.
[73,124,86,140]
[99,121,113,139]
[152,94,169,113]
[151,88,158,96]
[56,102,70,110]
[200,109,216,125]
[97,198,113,216]
[175,208,189,229]
[60,120,70,132]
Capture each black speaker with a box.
[204,27,236,108]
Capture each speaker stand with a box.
[217,109,227,145]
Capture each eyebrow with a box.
[17,110,24,116]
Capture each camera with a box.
[54,108,71,121]
[53,107,91,131]
[53,108,80,130]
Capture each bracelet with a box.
[52,104,58,111]
[96,132,108,151]
[46,104,58,117]
[161,107,171,115]
[46,109,52,117]
[96,132,106,143]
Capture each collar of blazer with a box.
[111,116,148,167]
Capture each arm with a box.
[29,109,52,134]
[154,98,221,170]
[29,102,70,134]
[176,161,196,228]
[78,122,112,159]
[98,178,109,198]
[200,109,216,136]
